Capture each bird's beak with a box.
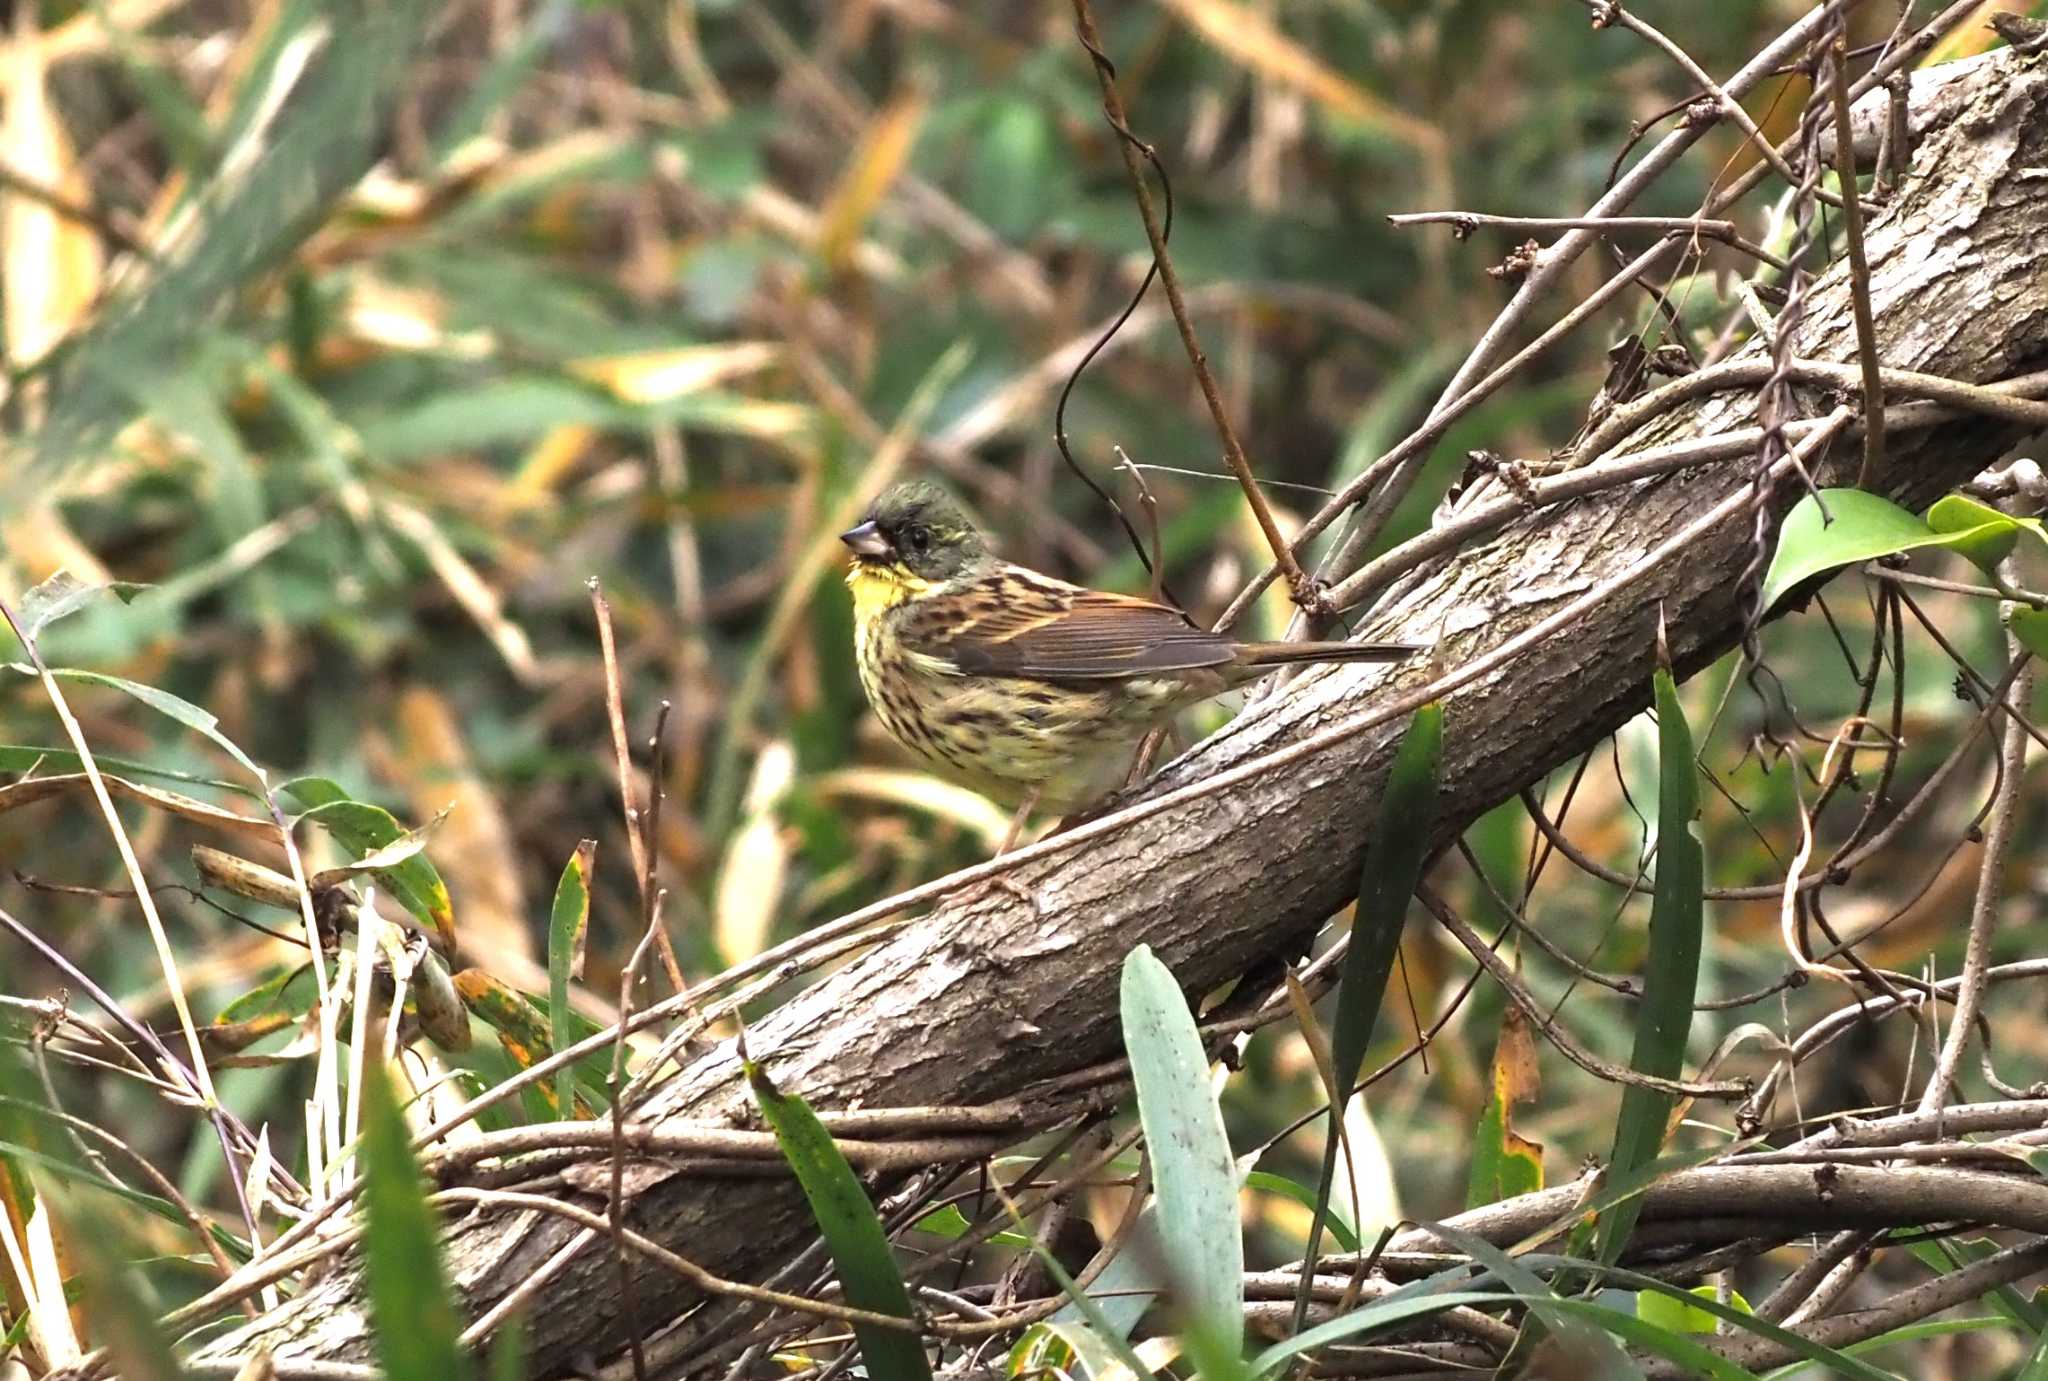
[840,519,893,561]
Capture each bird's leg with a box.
[1122,726,1170,791]
[994,787,1039,857]
[950,786,1043,919]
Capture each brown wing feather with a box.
[899,565,1234,680]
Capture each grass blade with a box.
[1595,664,1703,1265]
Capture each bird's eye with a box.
[907,525,932,552]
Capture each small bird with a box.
[841,480,1420,817]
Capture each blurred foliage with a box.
[1,0,2047,1373]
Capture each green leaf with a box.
[1906,1235,2046,1338]
[548,841,596,1118]
[1926,494,2025,573]
[1298,703,1441,1310]
[1254,1249,1891,1381]
[361,1061,470,1381]
[745,1059,931,1381]
[1425,1222,1640,1380]
[0,746,244,795]
[11,572,147,643]
[2013,608,2048,662]
[1595,667,1703,1265]
[30,668,263,780]
[911,1203,1032,1248]
[282,778,456,949]
[1534,1256,1894,1381]
[1119,945,1246,1360]
[1638,1284,1752,1335]
[1008,1321,1142,1381]
[1019,1232,1159,1381]
[2020,1322,2048,1381]
[1050,1201,1166,1340]
[1249,1288,1527,1375]
[1760,490,1935,611]
[15,0,436,498]
[1246,1172,1357,1253]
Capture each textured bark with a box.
[194,45,2048,1377]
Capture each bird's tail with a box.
[1235,639,1423,666]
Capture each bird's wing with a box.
[900,566,1235,680]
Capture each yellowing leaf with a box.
[1160,0,1442,151]
[714,741,794,964]
[4,5,104,375]
[1465,1006,1545,1208]
[806,767,1013,850]
[508,424,598,508]
[816,85,927,273]
[568,340,782,404]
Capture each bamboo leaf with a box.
[745,1058,931,1381]
[283,777,456,950]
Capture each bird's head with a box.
[840,481,988,587]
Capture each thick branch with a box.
[193,44,2048,1378]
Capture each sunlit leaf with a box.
[1638,1284,1751,1335]
[1119,944,1244,1359]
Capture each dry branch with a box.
[188,43,2048,1378]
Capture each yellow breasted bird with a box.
[841,481,1419,815]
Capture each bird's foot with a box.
[947,871,1042,922]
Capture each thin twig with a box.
[1591,1,1806,192]
[1919,600,2036,1117]
[1387,210,1787,270]
[1069,0,1320,611]
[1826,34,1888,486]
[590,579,687,994]
[610,895,670,1381]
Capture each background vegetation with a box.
[3,1,2047,1377]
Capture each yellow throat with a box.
[845,560,936,622]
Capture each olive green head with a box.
[840,481,988,582]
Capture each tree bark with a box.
[192,43,2048,1378]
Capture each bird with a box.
[840,480,1421,822]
